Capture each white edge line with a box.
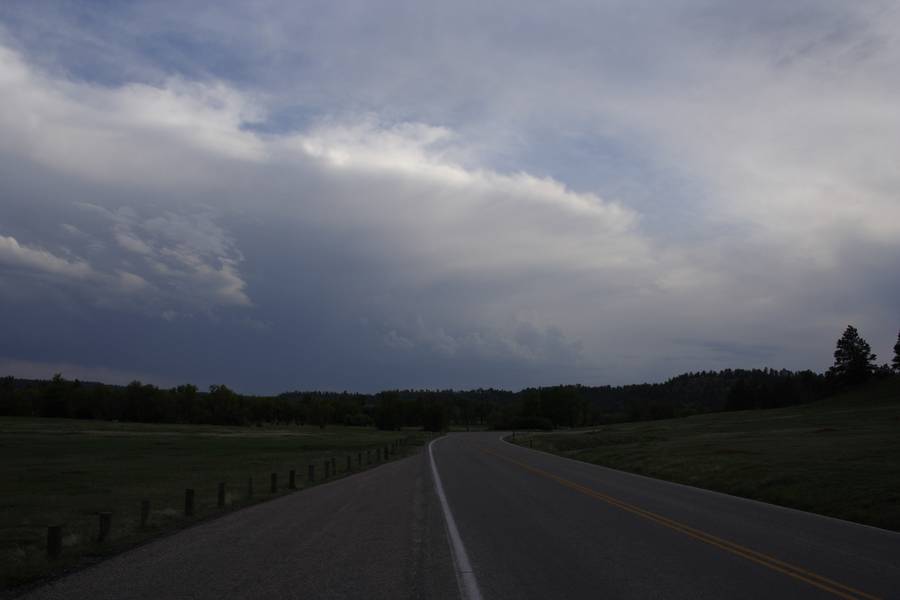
[429,436,483,600]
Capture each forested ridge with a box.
[3,326,897,431]
[0,367,871,431]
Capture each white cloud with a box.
[60,223,88,237]
[60,200,251,310]
[114,227,154,255]
[0,234,94,279]
[0,43,265,188]
[383,330,414,350]
[115,270,150,292]
[600,65,900,260]
[278,118,648,280]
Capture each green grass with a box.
[0,418,427,590]
[514,378,900,531]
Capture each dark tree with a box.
[373,391,402,430]
[421,400,449,432]
[827,325,877,385]
[893,330,900,373]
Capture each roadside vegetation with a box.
[0,418,426,591]
[512,377,900,531]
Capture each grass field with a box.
[0,418,427,590]
[512,378,900,532]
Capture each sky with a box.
[0,1,898,394]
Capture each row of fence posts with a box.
[45,437,409,559]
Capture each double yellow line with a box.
[483,448,880,600]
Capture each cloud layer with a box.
[1,1,898,392]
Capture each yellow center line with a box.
[482,447,880,600]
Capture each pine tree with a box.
[828,325,877,385]
[892,329,900,373]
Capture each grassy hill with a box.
[514,377,900,531]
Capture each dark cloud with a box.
[0,3,898,392]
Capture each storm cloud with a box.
[1,1,898,392]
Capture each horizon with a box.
[0,361,847,397]
[1,2,899,395]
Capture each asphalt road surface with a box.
[20,432,900,599]
[434,433,900,600]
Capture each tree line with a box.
[0,378,371,428]
[1,325,897,430]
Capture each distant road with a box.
[21,433,900,599]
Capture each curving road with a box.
[433,433,900,600]
[20,432,900,599]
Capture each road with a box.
[18,451,458,600]
[20,432,900,599]
[434,433,900,599]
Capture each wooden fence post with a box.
[185,489,195,517]
[324,460,330,479]
[289,469,296,489]
[331,457,336,474]
[140,500,150,529]
[47,525,62,559]
[308,464,315,482]
[346,456,351,472]
[97,512,111,543]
